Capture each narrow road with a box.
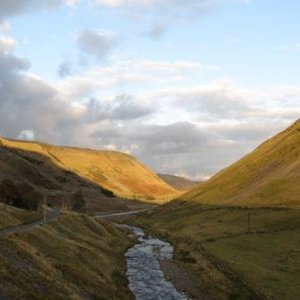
[95,208,154,219]
[0,208,60,236]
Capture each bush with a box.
[71,190,86,212]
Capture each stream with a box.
[122,225,188,300]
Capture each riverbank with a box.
[0,211,132,299]
[129,203,300,300]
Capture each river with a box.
[122,225,188,300]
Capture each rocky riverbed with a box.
[123,225,188,300]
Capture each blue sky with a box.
[0,0,300,179]
[11,0,300,86]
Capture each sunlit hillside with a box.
[158,174,199,191]
[0,137,179,203]
[182,119,300,208]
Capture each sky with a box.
[0,0,300,180]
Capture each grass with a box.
[130,203,300,299]
[0,137,179,203]
[158,174,199,191]
[182,119,300,208]
[0,204,42,229]
[0,209,133,300]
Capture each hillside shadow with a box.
[0,145,151,213]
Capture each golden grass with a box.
[158,174,199,191]
[0,137,179,202]
[0,209,133,300]
[182,119,300,207]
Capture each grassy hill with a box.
[0,207,132,299]
[158,174,199,191]
[0,137,178,207]
[182,119,300,208]
[128,120,300,299]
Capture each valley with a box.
[0,120,300,299]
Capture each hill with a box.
[158,174,199,191]
[0,137,178,210]
[128,120,300,299]
[0,207,132,299]
[182,119,300,207]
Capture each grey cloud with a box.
[75,29,117,60]
[155,85,258,121]
[144,23,168,39]
[110,95,154,120]
[83,95,154,123]
[91,122,212,156]
[0,0,75,20]
[0,40,84,146]
[57,60,75,78]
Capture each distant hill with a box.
[158,174,199,191]
[182,119,300,208]
[0,137,178,208]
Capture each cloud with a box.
[0,35,17,53]
[75,29,117,60]
[110,95,154,120]
[143,23,168,39]
[0,33,299,180]
[277,43,300,52]
[57,60,75,78]
[0,0,80,20]
[0,34,84,146]
[95,0,223,10]
[18,129,35,140]
[0,21,10,33]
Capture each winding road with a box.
[0,208,60,235]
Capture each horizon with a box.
[0,0,300,180]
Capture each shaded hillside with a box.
[158,174,199,191]
[0,208,132,299]
[182,119,300,207]
[0,137,178,205]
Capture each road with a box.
[0,208,60,236]
[95,208,154,219]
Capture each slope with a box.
[0,207,132,299]
[182,119,300,207]
[0,137,178,204]
[158,174,199,191]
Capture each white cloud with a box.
[276,43,300,52]
[18,129,35,140]
[64,0,81,7]
[0,21,10,33]
[0,35,17,53]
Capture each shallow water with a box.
[123,225,188,300]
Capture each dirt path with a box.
[0,208,60,235]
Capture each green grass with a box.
[0,210,133,300]
[130,204,300,299]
